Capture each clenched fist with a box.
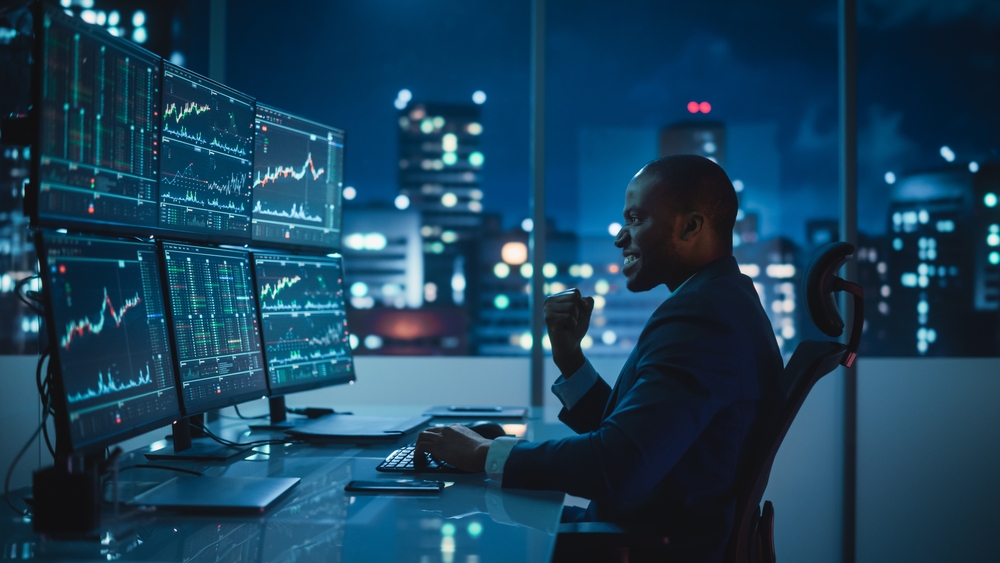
[543,288,595,376]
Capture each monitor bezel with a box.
[36,229,184,456]
[28,5,166,241]
[250,250,356,398]
[155,62,257,246]
[250,103,346,254]
[157,240,269,416]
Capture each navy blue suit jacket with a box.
[503,256,783,559]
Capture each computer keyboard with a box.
[376,444,469,473]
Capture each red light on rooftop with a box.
[699,101,712,113]
[687,101,699,113]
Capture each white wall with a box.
[763,369,845,563]
[856,358,1000,563]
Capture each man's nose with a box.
[614,227,627,248]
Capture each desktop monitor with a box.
[157,63,255,244]
[252,252,354,396]
[37,231,181,455]
[29,6,162,236]
[251,104,345,251]
[160,242,267,415]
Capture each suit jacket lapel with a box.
[599,257,741,421]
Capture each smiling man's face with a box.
[613,170,681,292]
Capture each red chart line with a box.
[253,153,326,188]
[61,288,142,349]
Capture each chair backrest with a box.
[725,242,864,563]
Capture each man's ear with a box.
[679,211,705,241]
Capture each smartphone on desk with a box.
[345,480,444,493]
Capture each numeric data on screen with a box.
[36,11,161,231]
[254,254,353,391]
[162,243,266,411]
[44,233,179,448]
[158,63,255,240]
[252,105,344,249]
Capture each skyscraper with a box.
[659,121,726,164]
[885,166,1000,356]
[397,102,486,310]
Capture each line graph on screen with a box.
[164,101,211,124]
[260,276,302,300]
[66,363,154,403]
[61,287,142,350]
[252,153,326,188]
[252,201,323,223]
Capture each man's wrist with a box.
[554,348,586,377]
[474,441,491,472]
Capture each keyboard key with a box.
[376,444,468,473]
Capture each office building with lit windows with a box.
[475,224,584,355]
[340,205,459,354]
[884,165,1000,356]
[659,120,727,164]
[397,102,486,311]
[733,236,802,361]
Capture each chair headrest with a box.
[803,241,855,338]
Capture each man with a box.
[416,154,783,561]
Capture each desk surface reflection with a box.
[3,411,566,563]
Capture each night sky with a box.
[223,0,999,244]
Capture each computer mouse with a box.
[466,421,506,439]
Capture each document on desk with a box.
[285,414,431,440]
[423,406,527,418]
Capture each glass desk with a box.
[2,409,567,563]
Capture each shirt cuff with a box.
[485,436,520,482]
[550,359,599,410]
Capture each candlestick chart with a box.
[158,63,255,240]
[251,105,345,249]
[161,64,254,158]
[43,232,179,448]
[254,253,353,390]
[162,243,266,411]
[35,9,161,232]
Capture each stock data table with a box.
[2,409,566,563]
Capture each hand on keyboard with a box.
[376,445,466,473]
[413,424,491,473]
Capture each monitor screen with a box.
[253,253,354,395]
[161,242,267,414]
[158,63,255,243]
[33,8,161,234]
[251,104,345,251]
[40,231,180,453]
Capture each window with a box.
[856,1,1000,357]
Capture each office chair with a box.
[556,242,864,563]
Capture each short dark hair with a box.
[641,154,738,242]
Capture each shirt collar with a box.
[667,272,697,298]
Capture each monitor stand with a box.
[247,396,338,431]
[144,415,252,462]
[129,416,299,513]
